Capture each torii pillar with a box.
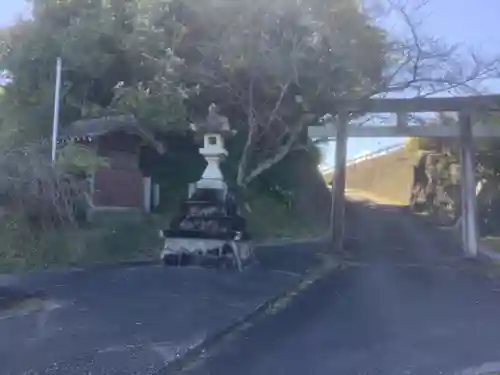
[459,112,479,258]
[331,112,349,251]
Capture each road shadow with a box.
[0,286,47,313]
[343,197,481,269]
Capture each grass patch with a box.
[0,214,167,273]
[0,190,327,273]
[244,191,328,241]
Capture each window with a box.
[208,136,217,145]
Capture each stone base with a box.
[160,238,254,271]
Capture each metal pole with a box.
[51,57,62,166]
[331,112,349,251]
[459,111,478,257]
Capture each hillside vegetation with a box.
[0,0,496,270]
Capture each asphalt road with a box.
[0,235,326,375]
[181,199,500,375]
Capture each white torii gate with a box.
[308,94,500,257]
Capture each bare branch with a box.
[266,82,290,128]
[0,140,89,231]
[369,0,500,99]
[241,115,309,187]
[237,76,258,187]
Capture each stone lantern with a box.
[190,103,235,195]
[159,103,253,271]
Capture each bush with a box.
[0,213,165,272]
[0,141,88,230]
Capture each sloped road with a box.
[180,199,500,375]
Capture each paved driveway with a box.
[182,199,500,375]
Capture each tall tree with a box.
[0,0,190,143]
[1,0,498,187]
[167,0,499,186]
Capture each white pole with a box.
[51,57,62,165]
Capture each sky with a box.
[0,2,29,26]
[321,0,500,166]
[1,1,500,166]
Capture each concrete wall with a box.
[345,147,416,204]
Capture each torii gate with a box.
[308,95,500,257]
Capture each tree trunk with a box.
[236,116,310,188]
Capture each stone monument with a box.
[160,104,253,270]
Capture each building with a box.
[61,115,164,219]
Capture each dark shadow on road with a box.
[0,287,47,312]
[344,198,466,266]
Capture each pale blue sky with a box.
[326,0,500,165]
[0,1,28,26]
[1,1,500,165]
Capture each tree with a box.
[1,0,498,188]
[169,0,499,187]
[174,0,387,187]
[0,0,191,143]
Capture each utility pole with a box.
[51,57,62,166]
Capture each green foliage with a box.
[171,0,386,184]
[0,0,386,165]
[254,147,319,201]
[407,112,500,183]
[56,142,109,175]
[0,213,164,272]
[472,114,500,181]
[0,0,385,272]
[0,0,191,140]
[242,188,327,240]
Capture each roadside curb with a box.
[478,243,500,262]
[68,259,160,271]
[156,254,338,374]
[256,236,330,248]
[0,286,47,314]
